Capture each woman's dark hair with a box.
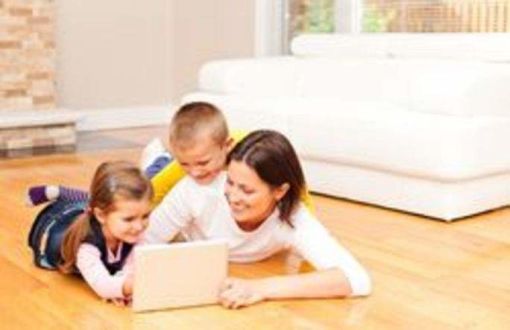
[227,130,306,226]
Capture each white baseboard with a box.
[0,109,82,128]
[74,105,173,132]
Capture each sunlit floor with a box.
[1,126,509,329]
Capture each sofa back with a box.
[198,34,510,117]
[291,33,510,62]
[298,58,510,116]
[199,57,300,97]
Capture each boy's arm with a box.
[144,179,194,244]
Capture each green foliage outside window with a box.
[362,6,396,32]
[289,0,510,35]
[291,0,335,36]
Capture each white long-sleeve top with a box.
[145,172,372,296]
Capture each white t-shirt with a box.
[145,172,371,296]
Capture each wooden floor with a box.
[1,127,509,329]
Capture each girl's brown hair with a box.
[227,130,306,226]
[59,161,153,273]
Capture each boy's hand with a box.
[218,277,265,309]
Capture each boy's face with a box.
[173,136,230,185]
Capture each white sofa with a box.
[182,34,510,221]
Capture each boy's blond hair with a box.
[169,102,229,149]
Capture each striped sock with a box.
[58,186,89,202]
[26,185,89,207]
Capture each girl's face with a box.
[225,160,288,230]
[95,198,151,245]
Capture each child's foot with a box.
[140,138,171,171]
[26,185,89,207]
[26,185,59,207]
[145,155,172,179]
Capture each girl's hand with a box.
[218,277,265,309]
[122,271,134,297]
[104,297,131,307]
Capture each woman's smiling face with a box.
[224,160,287,230]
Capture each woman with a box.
[145,130,371,309]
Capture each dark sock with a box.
[26,186,49,206]
[144,155,172,179]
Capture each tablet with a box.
[132,240,228,312]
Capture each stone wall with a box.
[0,122,75,157]
[0,0,74,156]
[0,0,56,111]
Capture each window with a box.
[363,0,510,32]
[288,0,510,37]
[288,0,335,40]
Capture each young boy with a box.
[142,102,245,204]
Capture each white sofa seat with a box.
[182,34,510,220]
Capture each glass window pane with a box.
[287,1,510,37]
[363,0,510,33]
[289,0,335,39]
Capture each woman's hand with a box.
[218,277,266,309]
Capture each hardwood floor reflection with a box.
[1,126,509,329]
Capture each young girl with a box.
[27,161,153,304]
[146,130,372,309]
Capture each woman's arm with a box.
[219,268,352,309]
[254,268,352,298]
[289,209,372,297]
[219,208,371,308]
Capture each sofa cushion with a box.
[296,58,407,107]
[291,34,389,59]
[199,56,510,117]
[183,92,510,181]
[287,100,510,181]
[199,57,299,96]
[291,33,510,61]
[402,60,510,116]
[182,92,293,133]
[297,58,510,116]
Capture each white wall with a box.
[172,0,256,99]
[56,0,173,109]
[56,0,256,127]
